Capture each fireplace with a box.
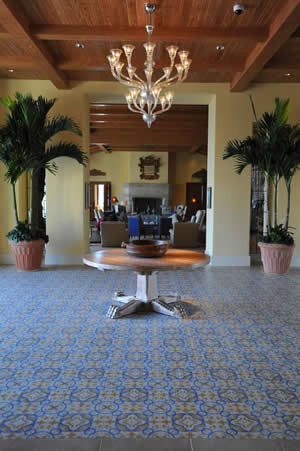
[124,183,171,213]
[133,197,162,214]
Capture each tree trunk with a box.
[263,172,269,235]
[274,178,278,228]
[31,168,46,236]
[284,180,291,231]
[12,183,19,225]
[25,172,29,222]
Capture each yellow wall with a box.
[172,152,207,206]
[1,80,300,266]
[90,151,130,202]
[89,150,168,204]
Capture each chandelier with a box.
[107,3,192,128]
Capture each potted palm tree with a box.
[0,92,87,271]
[223,97,300,274]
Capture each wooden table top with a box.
[83,248,210,272]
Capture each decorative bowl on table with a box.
[122,240,169,258]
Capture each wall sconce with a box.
[112,196,118,203]
[191,197,197,204]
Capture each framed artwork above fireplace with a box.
[139,155,160,180]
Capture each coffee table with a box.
[83,248,210,319]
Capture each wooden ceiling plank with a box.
[31,24,268,42]
[266,62,300,70]
[0,0,69,89]
[0,55,38,68]
[231,0,300,92]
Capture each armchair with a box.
[100,222,129,247]
[169,210,206,248]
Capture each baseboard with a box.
[209,255,251,267]
[291,255,300,268]
[0,254,14,265]
[45,254,84,265]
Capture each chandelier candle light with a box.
[107,3,192,128]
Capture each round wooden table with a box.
[83,248,210,319]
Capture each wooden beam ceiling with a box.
[0,1,298,88]
[0,0,68,89]
[231,0,300,92]
[89,104,208,152]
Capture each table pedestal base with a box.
[106,272,190,319]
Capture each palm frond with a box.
[43,141,88,169]
[275,97,290,124]
[44,116,82,143]
[249,95,258,121]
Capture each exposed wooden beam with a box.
[231,0,300,92]
[0,0,69,89]
[89,144,112,154]
[90,104,208,113]
[90,129,206,147]
[59,57,243,72]
[189,145,207,154]
[0,55,242,74]
[292,26,300,37]
[30,24,268,42]
[89,114,207,123]
[91,146,199,153]
[89,121,206,130]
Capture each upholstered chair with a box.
[169,211,206,248]
[100,222,129,247]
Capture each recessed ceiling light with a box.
[284,72,292,77]
[216,45,225,51]
[7,68,14,72]
[75,42,85,48]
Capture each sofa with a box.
[100,222,129,247]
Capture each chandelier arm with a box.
[111,65,143,88]
[157,75,182,90]
[132,72,147,88]
[153,102,172,116]
[152,73,168,87]
[180,70,190,82]
[152,93,160,113]
[127,103,143,114]
[117,70,144,88]
[153,63,176,88]
[132,98,145,113]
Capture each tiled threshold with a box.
[0,439,298,451]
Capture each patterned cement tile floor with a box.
[0,264,299,441]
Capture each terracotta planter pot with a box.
[9,239,45,271]
[258,242,295,274]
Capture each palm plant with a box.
[0,92,87,241]
[223,97,300,242]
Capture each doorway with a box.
[89,181,111,220]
